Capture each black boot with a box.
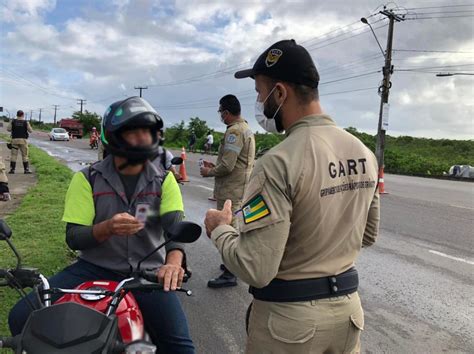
[9,162,16,174]
[207,268,237,288]
[23,162,32,174]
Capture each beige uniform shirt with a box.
[0,156,7,183]
[7,118,33,145]
[209,118,255,202]
[211,114,380,288]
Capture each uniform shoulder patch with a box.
[242,194,271,224]
[226,133,237,144]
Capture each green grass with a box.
[0,138,74,337]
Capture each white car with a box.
[49,128,70,141]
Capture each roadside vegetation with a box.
[0,136,73,336]
[164,118,473,176]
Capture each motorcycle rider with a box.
[90,126,99,148]
[8,97,195,353]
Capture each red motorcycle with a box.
[0,219,200,354]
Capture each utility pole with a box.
[375,9,404,173]
[38,108,42,123]
[52,105,59,125]
[134,86,148,98]
[77,99,86,114]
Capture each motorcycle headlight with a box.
[125,340,156,354]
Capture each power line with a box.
[319,71,381,85]
[0,68,76,100]
[404,15,474,20]
[393,49,474,54]
[156,86,380,110]
[404,10,474,15]
[147,13,387,88]
[395,63,474,71]
[402,4,474,10]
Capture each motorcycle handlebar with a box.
[140,270,158,283]
[0,336,19,349]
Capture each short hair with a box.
[219,94,241,115]
[267,78,319,104]
[17,110,24,117]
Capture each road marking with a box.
[428,250,474,265]
[193,184,214,191]
[449,204,474,211]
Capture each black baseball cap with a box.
[234,39,319,88]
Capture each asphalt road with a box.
[16,130,474,353]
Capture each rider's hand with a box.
[157,264,185,291]
[107,213,144,236]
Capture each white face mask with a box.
[254,86,284,133]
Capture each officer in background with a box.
[0,155,10,201]
[205,40,380,353]
[200,94,255,288]
[7,110,33,174]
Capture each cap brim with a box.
[234,68,256,79]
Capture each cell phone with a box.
[135,204,150,223]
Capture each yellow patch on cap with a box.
[265,49,283,68]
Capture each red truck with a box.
[59,118,84,139]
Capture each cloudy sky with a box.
[1,0,473,139]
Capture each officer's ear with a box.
[274,82,288,105]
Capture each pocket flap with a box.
[350,313,364,331]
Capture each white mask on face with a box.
[254,86,284,133]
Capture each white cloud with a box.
[0,0,473,139]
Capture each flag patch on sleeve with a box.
[242,194,271,224]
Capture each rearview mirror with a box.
[0,220,12,240]
[167,221,201,243]
[171,157,183,165]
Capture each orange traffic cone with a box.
[378,167,388,194]
[179,147,189,182]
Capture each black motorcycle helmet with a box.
[158,128,165,146]
[101,96,163,164]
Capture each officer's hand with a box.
[200,166,211,177]
[203,160,215,168]
[107,213,144,236]
[157,264,185,291]
[204,199,233,237]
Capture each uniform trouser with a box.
[246,292,364,354]
[10,143,29,163]
[8,258,195,354]
[0,157,7,183]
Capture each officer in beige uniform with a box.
[7,110,33,174]
[0,155,10,201]
[201,94,255,288]
[205,40,380,353]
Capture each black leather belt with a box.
[249,267,358,302]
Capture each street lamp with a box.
[436,73,474,77]
[361,17,385,58]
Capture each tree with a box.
[188,117,210,139]
[72,110,101,134]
